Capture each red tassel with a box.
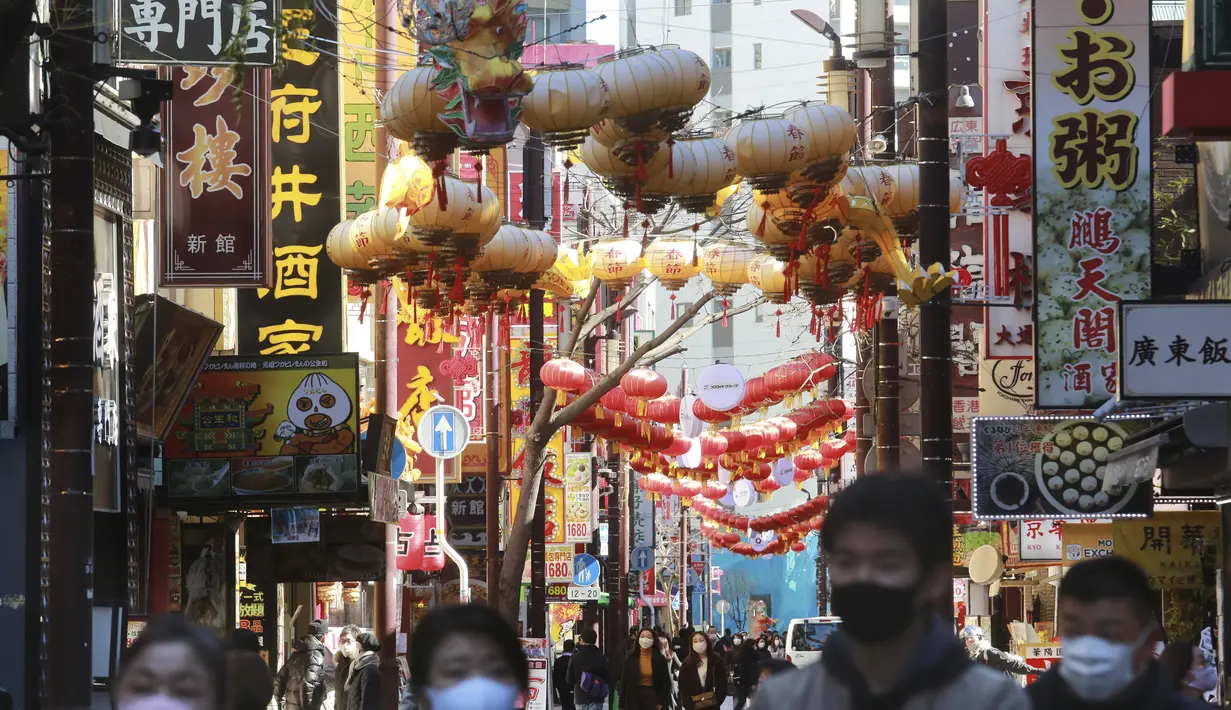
[451,256,465,302]
[623,204,630,238]
[722,298,729,327]
[775,309,782,337]
[432,160,449,210]
[616,293,623,323]
[667,136,676,178]
[692,223,700,266]
[641,219,650,250]
[670,293,677,319]
[757,204,768,237]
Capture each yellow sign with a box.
[508,482,566,546]
[1061,523,1114,566]
[1113,512,1221,589]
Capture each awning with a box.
[1106,403,1231,493]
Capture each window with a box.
[712,321,734,349]
[753,43,762,69]
[674,0,691,16]
[676,301,694,326]
[713,47,732,69]
[828,0,840,23]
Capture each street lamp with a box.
[793,9,857,110]
[791,9,843,58]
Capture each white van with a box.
[785,616,841,667]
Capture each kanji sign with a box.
[1018,519,1064,561]
[1021,643,1062,684]
[1033,0,1152,407]
[237,0,342,355]
[118,0,279,65]
[1119,301,1231,399]
[161,67,272,287]
[1113,512,1222,589]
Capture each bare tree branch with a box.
[558,277,601,359]
[639,296,767,365]
[642,345,686,367]
[580,274,658,336]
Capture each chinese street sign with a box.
[1032,0,1152,408]
[971,416,1157,519]
[118,0,279,65]
[449,318,486,443]
[1018,519,1064,561]
[161,67,272,287]
[160,354,363,507]
[396,315,458,483]
[1021,643,1062,684]
[1119,301,1231,399]
[237,0,343,355]
[545,544,573,582]
[1112,512,1222,589]
[1062,522,1114,566]
[337,0,378,220]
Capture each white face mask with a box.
[639,637,654,649]
[1059,633,1147,701]
[424,677,519,710]
[1188,665,1219,692]
[693,642,708,654]
[733,638,743,646]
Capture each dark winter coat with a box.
[677,655,728,710]
[332,652,353,710]
[969,642,1036,676]
[1027,662,1214,710]
[553,652,574,706]
[618,650,672,710]
[343,652,380,710]
[728,646,760,694]
[566,643,612,705]
[275,635,328,710]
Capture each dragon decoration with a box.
[413,0,533,149]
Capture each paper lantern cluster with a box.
[696,496,832,558]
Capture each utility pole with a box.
[869,12,899,474]
[46,0,95,698]
[373,1,399,705]
[524,129,547,638]
[679,503,688,626]
[486,314,503,607]
[915,0,953,491]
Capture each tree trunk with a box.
[497,434,546,622]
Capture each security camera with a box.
[130,124,162,157]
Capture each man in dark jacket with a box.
[728,635,760,710]
[343,632,381,710]
[1027,557,1211,710]
[275,619,330,710]
[554,639,577,710]
[961,626,1036,677]
[567,629,611,710]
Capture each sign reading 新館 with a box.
[1033,0,1152,408]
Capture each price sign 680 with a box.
[546,560,572,581]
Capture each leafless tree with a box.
[720,570,754,632]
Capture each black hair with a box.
[226,650,274,710]
[562,639,575,653]
[684,631,713,666]
[1159,640,1197,691]
[580,629,598,645]
[409,604,529,698]
[231,628,262,654]
[820,471,952,571]
[1058,556,1156,620]
[117,615,227,706]
[356,632,380,653]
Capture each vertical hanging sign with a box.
[238,0,344,355]
[1032,0,1152,407]
[338,0,377,219]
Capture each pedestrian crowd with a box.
[108,472,1219,710]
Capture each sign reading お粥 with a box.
[237,0,343,356]
[161,67,272,287]
[1032,0,1152,408]
[118,0,279,65]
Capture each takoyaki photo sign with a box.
[971,416,1159,519]
[162,354,363,507]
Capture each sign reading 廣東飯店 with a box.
[1032,0,1152,408]
[118,0,279,66]
[237,0,343,357]
[1118,302,1231,399]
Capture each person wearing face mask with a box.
[752,473,1029,710]
[409,604,529,710]
[728,633,759,710]
[1159,641,1218,703]
[275,620,330,710]
[113,615,227,710]
[1027,557,1212,710]
[618,629,672,710]
[714,630,733,657]
[340,633,380,710]
[961,626,1035,677]
[677,632,728,710]
[566,629,612,710]
[331,626,361,710]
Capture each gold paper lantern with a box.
[591,238,645,290]
[745,200,801,258]
[597,50,676,121]
[580,135,639,179]
[787,102,856,162]
[590,119,668,148]
[949,170,966,214]
[673,136,739,212]
[326,219,370,272]
[657,47,711,128]
[726,114,810,190]
[644,238,702,290]
[407,175,480,244]
[522,67,611,149]
[641,140,694,196]
[700,241,755,296]
[747,254,791,303]
[381,66,453,159]
[367,205,410,271]
[471,224,533,289]
[840,166,897,209]
[882,164,919,218]
[342,582,362,605]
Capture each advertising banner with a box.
[161,354,362,506]
[1119,301,1231,399]
[161,67,272,287]
[545,545,573,582]
[520,638,549,710]
[978,345,1035,416]
[1032,0,1153,406]
[118,0,279,65]
[971,416,1156,519]
[509,332,564,480]
[1018,519,1064,561]
[237,0,344,356]
[1062,522,1114,565]
[565,453,592,543]
[1113,512,1221,589]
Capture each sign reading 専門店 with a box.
[1032,0,1152,408]
[1119,301,1231,399]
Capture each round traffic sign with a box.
[416,404,471,459]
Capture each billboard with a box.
[161,354,363,507]
[971,416,1157,519]
[1032,0,1153,406]
[117,0,279,65]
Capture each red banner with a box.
[396,512,426,571]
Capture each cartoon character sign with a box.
[276,373,356,455]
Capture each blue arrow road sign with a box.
[573,554,601,586]
[631,546,654,571]
[416,405,471,459]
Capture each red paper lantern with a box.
[621,368,669,415]
[765,361,811,398]
[396,511,427,571]
[646,395,682,424]
[600,388,630,414]
[790,540,807,553]
[744,462,772,481]
[676,478,703,498]
[421,515,446,572]
[720,429,748,453]
[540,358,589,392]
[769,416,798,442]
[693,399,731,424]
[741,426,765,450]
[801,352,838,386]
[793,466,811,484]
[701,481,728,500]
[756,477,782,493]
[664,434,692,457]
[794,450,825,471]
[699,433,728,457]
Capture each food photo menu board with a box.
[161,354,364,509]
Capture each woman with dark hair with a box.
[343,632,381,710]
[676,631,727,710]
[618,628,672,710]
[1160,641,1218,702]
[409,604,529,710]
[113,615,227,710]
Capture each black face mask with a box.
[830,582,920,644]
